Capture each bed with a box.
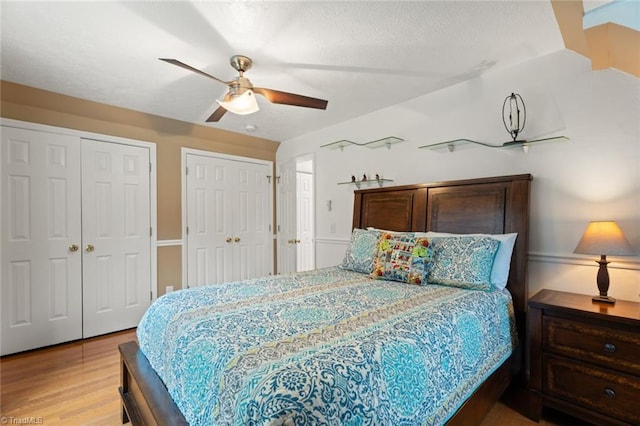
[119,173,532,425]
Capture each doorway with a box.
[296,155,315,272]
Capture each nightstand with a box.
[527,289,640,426]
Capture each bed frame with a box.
[118,173,532,425]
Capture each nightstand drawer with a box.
[543,315,640,376]
[544,354,640,424]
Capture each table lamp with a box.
[574,221,635,304]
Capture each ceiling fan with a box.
[419,92,568,152]
[160,55,328,122]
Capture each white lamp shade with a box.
[574,221,635,256]
[217,90,259,115]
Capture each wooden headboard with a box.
[352,174,532,340]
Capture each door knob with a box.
[69,244,79,252]
[86,244,95,252]
[234,237,241,243]
[226,237,232,243]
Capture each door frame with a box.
[276,153,316,274]
[276,157,297,274]
[181,148,274,288]
[0,118,158,299]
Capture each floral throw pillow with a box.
[427,236,500,290]
[371,233,434,285]
[339,228,381,273]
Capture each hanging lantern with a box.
[502,93,526,141]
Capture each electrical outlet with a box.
[166,285,174,293]
[330,223,336,233]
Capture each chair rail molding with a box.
[529,251,640,271]
[157,239,183,247]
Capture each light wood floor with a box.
[1,329,136,425]
[1,330,591,425]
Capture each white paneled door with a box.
[185,153,271,287]
[1,127,83,355]
[81,139,151,338]
[296,171,315,272]
[276,159,297,274]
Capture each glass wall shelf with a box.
[338,178,393,187]
[418,136,569,152]
[322,139,353,150]
[321,136,404,151]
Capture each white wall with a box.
[277,49,640,302]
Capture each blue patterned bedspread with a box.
[138,267,517,425]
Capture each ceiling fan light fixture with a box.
[217,90,259,115]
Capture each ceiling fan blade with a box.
[253,87,328,110]
[159,58,230,85]
[206,106,228,122]
[206,92,232,122]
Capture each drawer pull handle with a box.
[603,343,616,353]
[604,388,616,399]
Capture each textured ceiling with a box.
[0,1,565,142]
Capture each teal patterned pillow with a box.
[339,228,381,273]
[371,233,434,285]
[427,236,500,290]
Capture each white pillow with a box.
[416,231,517,290]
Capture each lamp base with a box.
[592,295,616,304]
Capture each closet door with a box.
[1,127,82,355]
[81,139,151,338]
[186,154,235,286]
[185,153,271,287]
[233,161,271,281]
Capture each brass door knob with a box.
[226,237,232,243]
[86,244,95,252]
[69,244,79,252]
[234,237,240,243]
